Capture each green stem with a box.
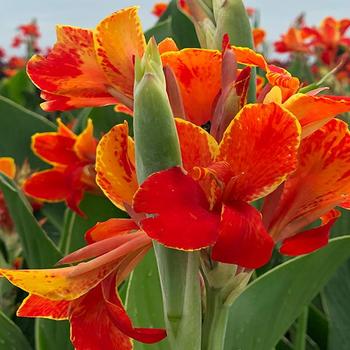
[294,307,308,350]
[202,287,230,350]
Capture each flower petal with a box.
[85,218,139,243]
[74,119,97,161]
[27,26,116,111]
[267,119,350,239]
[284,93,350,138]
[280,209,340,256]
[133,167,220,250]
[23,169,70,202]
[0,157,16,178]
[161,49,222,125]
[94,6,146,98]
[158,38,179,54]
[96,122,138,210]
[17,294,69,320]
[175,118,218,170]
[217,103,301,202]
[212,201,274,268]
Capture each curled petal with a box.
[162,49,222,125]
[94,6,146,98]
[0,157,16,178]
[74,119,97,161]
[27,26,116,111]
[133,167,220,250]
[284,93,350,138]
[268,119,350,239]
[212,201,274,268]
[217,103,301,202]
[96,122,138,210]
[280,209,340,256]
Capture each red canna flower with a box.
[263,119,350,255]
[23,119,98,215]
[274,27,312,54]
[11,35,23,48]
[19,23,40,38]
[131,103,301,268]
[152,2,168,17]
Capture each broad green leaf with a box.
[35,319,73,350]
[0,95,55,167]
[145,18,173,42]
[126,250,169,350]
[0,310,32,350]
[323,209,350,350]
[0,173,61,268]
[224,236,350,350]
[59,192,126,254]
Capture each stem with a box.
[202,287,230,350]
[154,244,201,349]
[294,307,308,350]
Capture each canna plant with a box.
[1,1,350,350]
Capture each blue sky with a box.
[1,1,350,55]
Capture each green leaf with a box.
[224,236,350,350]
[0,173,61,268]
[323,209,350,350]
[0,95,55,168]
[126,250,169,350]
[35,319,73,350]
[145,18,173,42]
[59,192,126,254]
[0,310,32,350]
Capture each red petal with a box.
[17,294,69,320]
[212,201,274,268]
[280,209,340,256]
[133,167,220,250]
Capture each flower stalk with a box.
[133,38,202,350]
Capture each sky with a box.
[1,0,350,55]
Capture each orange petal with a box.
[283,93,350,138]
[217,103,301,202]
[94,6,146,99]
[161,49,222,125]
[31,131,79,166]
[158,38,179,54]
[267,119,350,239]
[0,235,149,300]
[175,118,218,170]
[0,157,16,179]
[85,218,139,243]
[74,119,97,161]
[18,294,69,320]
[232,46,267,70]
[27,26,117,111]
[253,28,266,47]
[96,122,138,210]
[23,169,70,202]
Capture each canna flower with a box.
[23,119,98,215]
[0,157,16,231]
[19,22,40,38]
[303,17,350,65]
[27,6,176,112]
[131,103,302,268]
[274,27,312,54]
[263,119,350,255]
[252,28,265,48]
[152,2,168,17]
[0,227,165,349]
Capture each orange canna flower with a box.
[274,27,312,54]
[253,28,266,48]
[152,2,168,17]
[263,119,350,255]
[27,6,177,112]
[23,119,98,215]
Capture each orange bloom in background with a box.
[253,28,266,48]
[27,6,177,112]
[152,2,168,17]
[23,119,98,215]
[274,27,312,54]
[263,119,350,255]
[302,17,350,65]
[0,157,16,231]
